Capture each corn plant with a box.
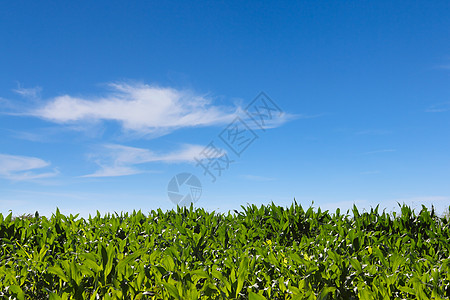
[1,203,449,299]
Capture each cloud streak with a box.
[17,82,296,139]
[28,83,240,137]
[83,143,222,177]
[0,154,58,181]
[426,102,450,113]
[13,85,42,99]
[436,64,450,70]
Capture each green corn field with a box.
[1,202,449,299]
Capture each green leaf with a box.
[49,293,62,300]
[398,286,416,295]
[190,269,210,280]
[81,256,102,273]
[48,265,69,282]
[101,244,108,269]
[100,243,115,279]
[117,251,142,274]
[8,285,25,300]
[358,287,373,299]
[162,282,180,299]
[349,258,363,274]
[318,286,336,300]
[163,255,176,271]
[282,220,290,231]
[249,291,267,300]
[105,243,115,276]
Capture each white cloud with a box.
[83,165,143,178]
[13,85,42,99]
[242,111,312,130]
[426,102,450,113]
[22,82,296,138]
[0,97,15,111]
[0,154,58,181]
[7,129,48,142]
[83,143,221,178]
[436,64,450,70]
[28,83,239,137]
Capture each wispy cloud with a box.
[242,111,320,131]
[16,82,295,138]
[26,83,239,137]
[0,154,58,181]
[426,102,450,113]
[436,64,450,70]
[13,84,42,99]
[6,129,48,142]
[0,97,15,111]
[5,126,78,143]
[364,149,396,155]
[83,143,222,178]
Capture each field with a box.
[1,202,449,299]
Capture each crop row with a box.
[1,202,449,299]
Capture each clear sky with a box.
[1,1,449,217]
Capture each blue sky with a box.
[1,1,449,217]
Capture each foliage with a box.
[1,202,449,299]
